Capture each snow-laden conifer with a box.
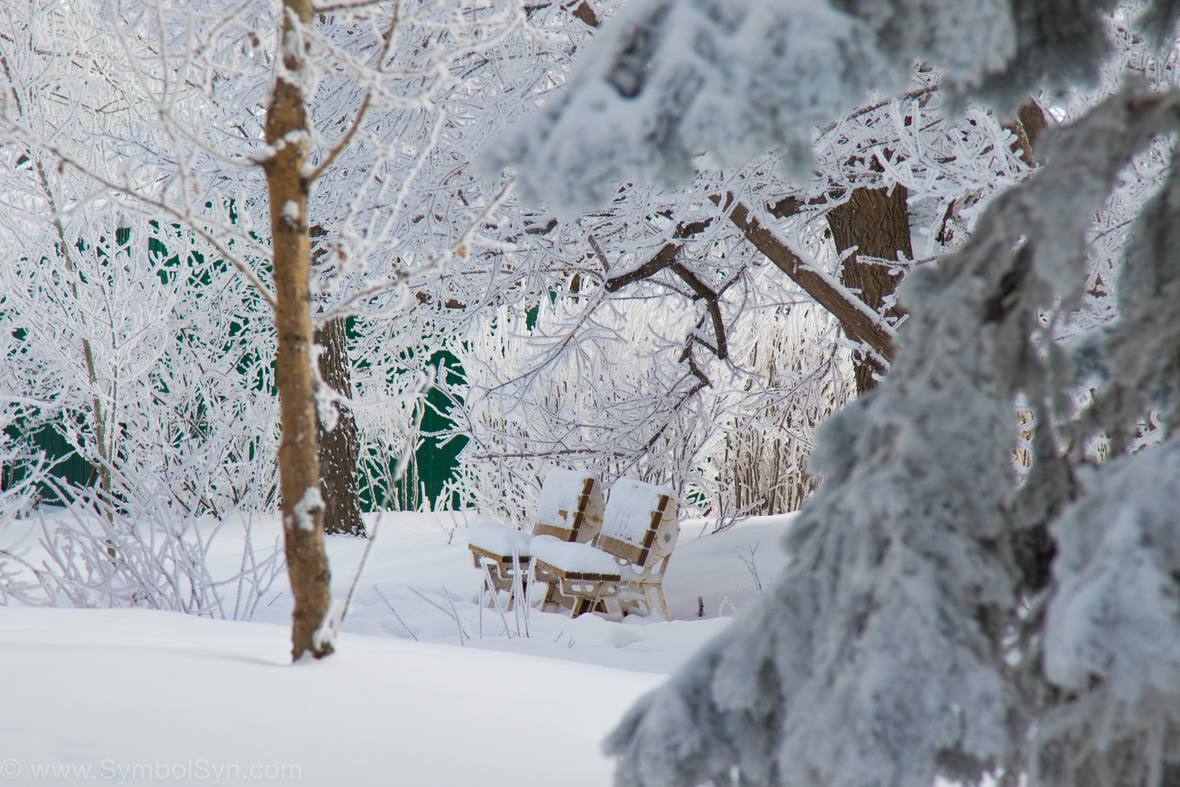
[485,1,1180,785]
[603,85,1180,787]
[601,88,1180,787]
[487,0,1120,214]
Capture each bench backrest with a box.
[596,477,678,567]
[532,469,604,544]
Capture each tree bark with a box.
[264,0,333,661]
[316,317,365,537]
[1009,101,1048,167]
[826,184,913,393]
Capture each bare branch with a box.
[670,261,728,360]
[603,242,680,292]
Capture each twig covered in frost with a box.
[373,586,417,641]
[409,586,469,644]
[481,561,514,638]
[737,544,762,596]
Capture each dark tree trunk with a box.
[316,317,365,537]
[1009,101,1048,167]
[827,184,913,394]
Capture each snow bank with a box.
[0,606,661,787]
[0,508,798,784]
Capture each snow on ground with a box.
[0,510,793,785]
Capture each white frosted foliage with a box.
[486,0,1126,214]
[486,0,901,212]
[605,91,1180,787]
[1045,438,1180,730]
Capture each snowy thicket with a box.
[445,249,855,525]
[0,0,604,613]
[0,1,584,512]
[706,307,852,518]
[481,1,1180,786]
[455,62,1037,521]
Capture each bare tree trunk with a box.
[316,317,365,537]
[264,0,333,661]
[827,184,913,393]
[821,101,1044,395]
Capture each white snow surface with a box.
[535,468,597,530]
[467,519,534,557]
[600,477,675,547]
[531,535,622,576]
[0,509,792,785]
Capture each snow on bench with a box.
[597,477,678,567]
[534,477,679,619]
[468,470,604,607]
[533,468,605,543]
[530,535,622,580]
[467,520,533,559]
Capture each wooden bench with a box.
[467,469,604,607]
[532,477,678,619]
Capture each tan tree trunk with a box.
[827,184,913,393]
[316,317,365,537]
[264,0,333,661]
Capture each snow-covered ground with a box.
[0,510,792,786]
